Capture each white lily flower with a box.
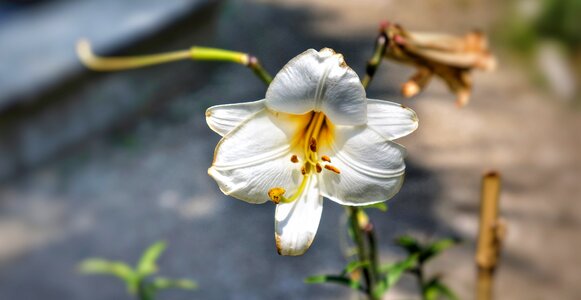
[206,48,418,256]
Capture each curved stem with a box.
[76,39,273,86]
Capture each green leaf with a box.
[362,202,388,212]
[371,281,388,299]
[395,236,460,264]
[305,275,364,292]
[152,277,198,291]
[423,278,459,300]
[394,235,422,254]
[423,239,458,262]
[137,241,167,277]
[381,254,419,290]
[79,259,134,281]
[419,238,459,264]
[342,260,369,275]
[79,258,140,294]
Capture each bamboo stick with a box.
[476,171,505,300]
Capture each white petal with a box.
[209,109,311,204]
[366,99,418,140]
[266,48,367,125]
[274,176,323,256]
[319,125,406,206]
[206,99,266,136]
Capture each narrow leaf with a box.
[423,238,459,262]
[342,260,369,275]
[79,259,134,281]
[424,278,459,300]
[395,235,422,254]
[305,275,364,292]
[152,277,198,290]
[362,202,388,212]
[137,241,167,277]
[381,254,419,290]
[79,258,139,294]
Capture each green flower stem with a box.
[361,30,389,89]
[413,263,428,300]
[246,55,273,85]
[77,39,273,85]
[348,207,380,300]
[365,222,380,282]
[137,281,154,300]
[350,34,391,298]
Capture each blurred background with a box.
[0,0,579,299]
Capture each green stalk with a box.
[361,30,389,89]
[76,39,273,85]
[348,207,380,300]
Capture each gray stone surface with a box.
[0,0,214,109]
[0,0,220,181]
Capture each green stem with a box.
[361,30,389,89]
[137,281,155,300]
[365,223,380,281]
[413,264,429,300]
[76,39,274,85]
[348,207,379,300]
[247,55,273,85]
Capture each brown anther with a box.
[268,187,286,204]
[301,166,306,175]
[324,164,341,174]
[290,155,299,163]
[309,137,317,152]
[321,155,331,163]
[316,163,322,173]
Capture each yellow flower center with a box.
[268,111,341,204]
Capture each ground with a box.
[0,0,579,299]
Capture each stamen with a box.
[324,164,341,174]
[301,166,306,175]
[290,155,299,163]
[321,155,331,162]
[309,137,317,152]
[268,187,286,204]
[316,163,322,173]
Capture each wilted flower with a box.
[383,22,496,107]
[206,48,417,255]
